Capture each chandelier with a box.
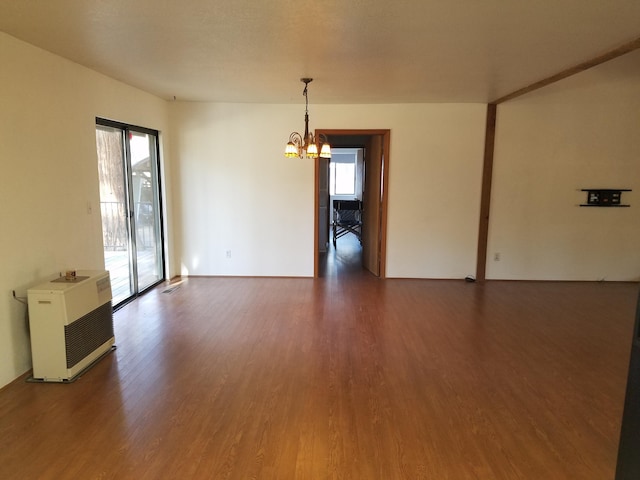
[285,78,331,159]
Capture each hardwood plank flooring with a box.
[0,241,638,478]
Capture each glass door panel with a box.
[129,131,163,291]
[96,120,164,306]
[96,125,134,304]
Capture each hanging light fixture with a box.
[285,78,331,159]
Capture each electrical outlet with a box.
[226,250,232,258]
[494,252,501,261]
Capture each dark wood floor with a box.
[1,236,638,479]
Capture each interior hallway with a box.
[318,226,365,279]
[0,244,638,478]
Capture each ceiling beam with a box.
[492,35,640,104]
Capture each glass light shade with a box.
[306,143,319,158]
[320,143,332,159]
[285,142,299,158]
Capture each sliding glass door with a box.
[95,119,164,306]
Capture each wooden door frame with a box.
[313,129,391,278]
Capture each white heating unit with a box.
[27,270,115,382]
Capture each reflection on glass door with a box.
[129,130,163,293]
[95,119,164,306]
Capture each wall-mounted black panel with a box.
[581,189,631,207]
[616,291,640,479]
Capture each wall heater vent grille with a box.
[65,301,114,368]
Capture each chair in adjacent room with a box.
[332,199,363,246]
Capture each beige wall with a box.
[169,102,316,276]
[169,102,488,278]
[0,33,172,388]
[488,50,640,281]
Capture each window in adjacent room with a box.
[330,160,356,196]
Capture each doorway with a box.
[319,148,364,277]
[95,118,165,307]
[314,129,390,278]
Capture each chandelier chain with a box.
[284,78,331,159]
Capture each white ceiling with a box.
[1,0,639,104]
